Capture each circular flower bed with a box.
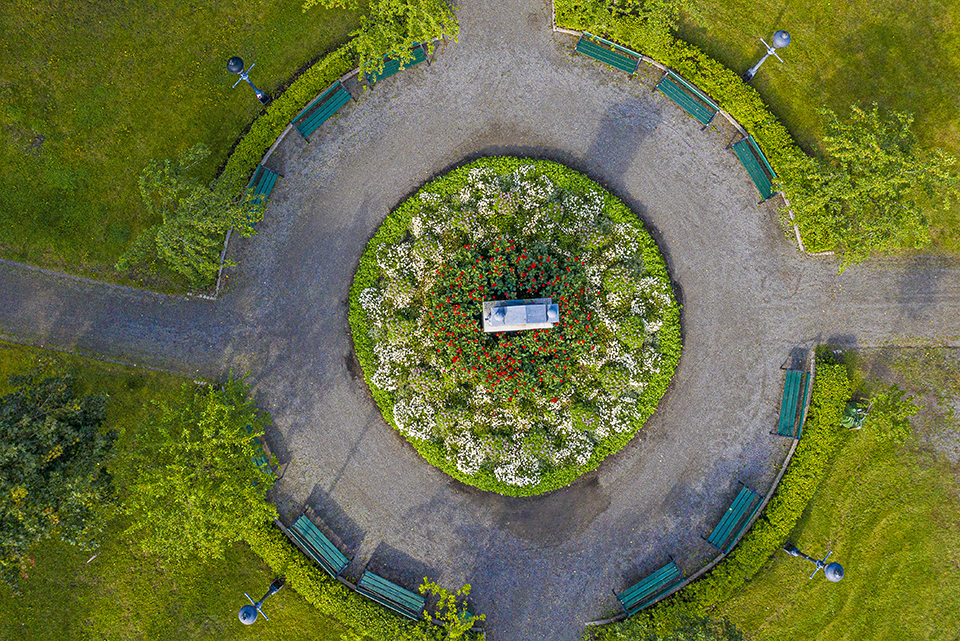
[350,158,680,495]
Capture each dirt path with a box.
[2,1,960,639]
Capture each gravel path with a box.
[2,1,960,639]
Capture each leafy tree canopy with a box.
[783,104,960,270]
[111,375,276,562]
[115,143,264,289]
[0,371,114,587]
[568,0,701,48]
[303,0,459,76]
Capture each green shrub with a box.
[590,355,851,639]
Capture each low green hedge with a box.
[555,3,830,252]
[220,46,356,187]
[590,355,851,639]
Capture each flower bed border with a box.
[349,156,682,497]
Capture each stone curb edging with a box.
[584,351,816,626]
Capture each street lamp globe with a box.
[227,56,245,75]
[824,562,844,582]
[772,30,791,48]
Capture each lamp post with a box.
[742,30,791,83]
[227,56,267,104]
[783,543,844,582]
[238,576,285,625]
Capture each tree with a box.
[0,371,114,587]
[115,143,264,288]
[782,104,960,270]
[111,375,277,562]
[303,0,459,77]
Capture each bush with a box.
[590,354,851,639]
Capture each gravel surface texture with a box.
[2,1,960,639]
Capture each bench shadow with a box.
[306,484,365,556]
[365,542,438,593]
[781,346,809,371]
[896,256,945,322]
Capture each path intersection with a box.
[2,1,960,639]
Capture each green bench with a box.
[574,32,641,75]
[246,164,280,207]
[281,515,351,578]
[655,71,719,126]
[774,369,809,439]
[245,424,275,484]
[704,484,762,554]
[356,570,426,620]
[615,560,684,617]
[365,43,429,85]
[291,81,353,139]
[732,135,777,200]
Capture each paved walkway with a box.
[2,1,960,639]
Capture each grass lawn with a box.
[0,0,360,287]
[676,0,960,253]
[711,348,960,640]
[0,342,348,640]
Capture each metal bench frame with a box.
[278,515,351,579]
[291,81,353,140]
[655,71,719,126]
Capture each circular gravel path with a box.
[2,1,960,640]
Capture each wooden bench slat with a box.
[733,136,775,200]
[707,486,762,553]
[776,370,808,439]
[292,82,345,125]
[247,165,280,208]
[293,517,349,567]
[366,44,427,84]
[296,89,352,138]
[575,35,640,74]
[289,516,349,577]
[357,571,425,620]
[707,486,753,548]
[656,74,717,125]
[616,561,684,616]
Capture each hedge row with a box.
[590,356,852,639]
[219,46,356,187]
[348,156,682,496]
[554,3,831,252]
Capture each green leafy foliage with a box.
[863,384,919,445]
[417,579,484,640]
[591,355,851,639]
[0,370,114,588]
[115,143,264,289]
[781,105,960,269]
[111,375,277,562]
[303,0,459,77]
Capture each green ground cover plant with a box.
[350,157,681,495]
[589,353,851,639]
[0,343,350,640]
[0,0,360,286]
[710,349,960,640]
